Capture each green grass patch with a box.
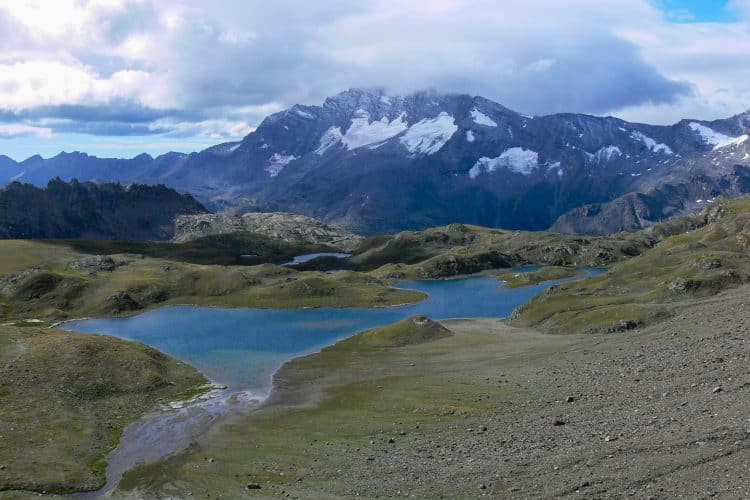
[117,319,553,498]
[0,325,208,494]
[0,241,425,322]
[512,197,750,333]
[44,232,334,266]
[494,266,582,288]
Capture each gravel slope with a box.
[113,284,749,499]
[438,290,749,498]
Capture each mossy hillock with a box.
[0,325,208,494]
[511,197,750,333]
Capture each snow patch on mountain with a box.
[721,135,750,148]
[469,148,539,179]
[342,110,408,150]
[266,153,298,177]
[587,145,622,163]
[470,108,497,127]
[295,109,315,119]
[545,161,562,178]
[466,130,475,143]
[400,112,458,155]
[689,122,746,150]
[315,126,343,155]
[630,131,673,154]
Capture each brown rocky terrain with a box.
[173,211,362,250]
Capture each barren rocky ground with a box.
[173,212,362,251]
[113,285,749,499]
[375,295,748,499]
[344,302,745,498]
[428,295,748,498]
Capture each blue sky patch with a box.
[653,0,738,23]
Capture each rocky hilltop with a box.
[0,178,207,241]
[2,89,749,235]
[173,211,362,250]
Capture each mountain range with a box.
[2,88,749,235]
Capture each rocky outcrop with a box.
[551,192,660,235]
[173,211,362,250]
[415,251,512,278]
[68,255,130,272]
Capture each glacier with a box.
[341,110,408,150]
[400,112,458,155]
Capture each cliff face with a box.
[0,178,208,241]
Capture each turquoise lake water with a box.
[62,270,604,397]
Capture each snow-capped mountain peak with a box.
[5,89,750,236]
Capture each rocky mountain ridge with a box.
[2,89,749,235]
[0,178,207,241]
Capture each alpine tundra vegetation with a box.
[1,0,749,498]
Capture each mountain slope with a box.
[2,89,749,234]
[0,178,207,240]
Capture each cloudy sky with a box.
[0,0,749,160]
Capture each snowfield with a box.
[341,110,408,150]
[630,131,673,155]
[470,108,497,127]
[400,112,458,155]
[265,153,298,177]
[315,126,344,155]
[689,122,747,150]
[588,145,622,163]
[469,147,539,178]
[294,109,315,119]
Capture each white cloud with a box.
[0,123,53,138]
[0,0,747,157]
[218,30,257,45]
[149,118,254,139]
[614,18,750,122]
[0,59,159,111]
